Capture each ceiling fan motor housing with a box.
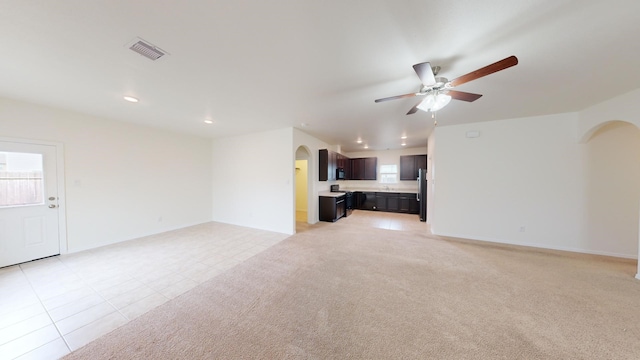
[421,77,449,93]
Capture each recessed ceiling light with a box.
[204,119,213,124]
[356,139,363,144]
[401,135,407,139]
[364,145,369,149]
[401,143,407,146]
[123,96,139,103]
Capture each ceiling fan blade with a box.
[406,103,420,115]
[449,55,518,87]
[447,90,483,102]
[374,92,418,103]
[413,62,436,86]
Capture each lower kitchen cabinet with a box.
[400,194,419,214]
[409,197,419,214]
[375,194,386,211]
[319,195,346,222]
[357,192,375,210]
[386,194,399,212]
[353,191,418,214]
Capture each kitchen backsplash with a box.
[336,180,419,192]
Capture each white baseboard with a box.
[432,231,638,260]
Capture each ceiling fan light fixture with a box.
[432,93,452,111]
[417,93,451,112]
[416,94,436,112]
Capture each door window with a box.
[0,152,45,207]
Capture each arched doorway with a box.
[582,120,640,278]
[295,146,311,231]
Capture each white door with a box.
[0,141,60,267]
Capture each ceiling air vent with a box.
[127,38,168,61]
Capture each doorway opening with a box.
[295,146,311,232]
[582,120,640,277]
[295,159,308,222]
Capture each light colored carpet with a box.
[65,219,640,359]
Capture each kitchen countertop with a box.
[318,191,346,198]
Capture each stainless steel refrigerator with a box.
[418,169,427,222]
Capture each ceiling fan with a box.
[375,55,518,115]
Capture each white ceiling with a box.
[1,1,639,152]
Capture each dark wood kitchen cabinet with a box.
[319,149,336,181]
[350,158,363,180]
[339,153,350,179]
[375,194,386,211]
[400,154,427,180]
[350,157,377,180]
[355,191,418,214]
[373,192,399,212]
[400,193,419,214]
[359,192,376,210]
[320,149,351,181]
[364,157,377,180]
[386,193,399,212]
[319,195,346,222]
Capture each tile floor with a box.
[1,211,427,359]
[341,209,429,232]
[0,222,288,360]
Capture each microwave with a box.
[336,168,346,180]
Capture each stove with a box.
[330,185,353,216]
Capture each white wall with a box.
[578,88,640,141]
[341,147,428,191]
[433,113,588,253]
[0,97,213,252]
[427,131,435,225]
[212,127,294,234]
[432,110,639,259]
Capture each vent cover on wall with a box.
[127,38,168,61]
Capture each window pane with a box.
[380,164,397,174]
[0,152,44,207]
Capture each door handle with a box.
[48,204,57,208]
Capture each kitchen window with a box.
[379,164,397,184]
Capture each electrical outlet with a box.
[158,216,163,223]
[519,226,526,232]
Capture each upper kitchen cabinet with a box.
[399,154,427,180]
[350,157,377,180]
[320,149,349,181]
[364,157,377,180]
[320,149,377,181]
[319,149,335,181]
[337,153,350,179]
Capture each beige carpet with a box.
[64,219,640,359]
